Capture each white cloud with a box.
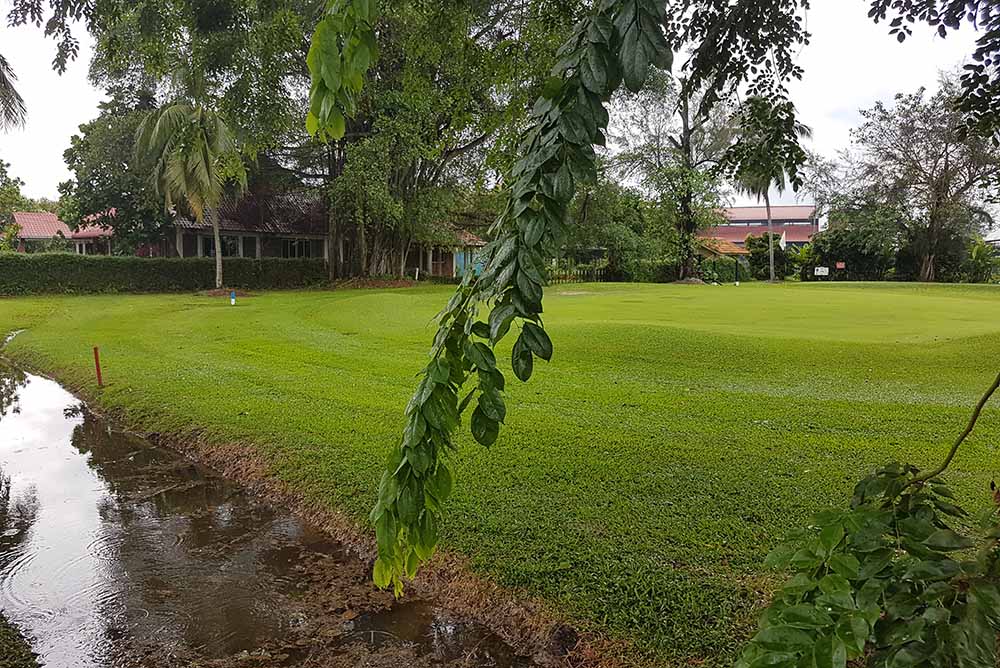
[0,24,105,200]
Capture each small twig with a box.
[909,370,1000,487]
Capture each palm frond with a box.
[0,53,27,131]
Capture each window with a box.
[282,238,312,258]
[202,235,241,257]
[242,236,257,258]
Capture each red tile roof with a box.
[12,211,71,239]
[455,229,486,247]
[700,238,749,255]
[723,205,816,222]
[72,224,113,240]
[698,224,817,244]
[12,211,112,240]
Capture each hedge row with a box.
[0,253,329,295]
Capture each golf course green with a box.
[2,281,999,665]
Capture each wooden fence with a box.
[548,266,610,284]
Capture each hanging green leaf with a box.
[471,404,500,446]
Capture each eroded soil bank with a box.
[0,363,537,667]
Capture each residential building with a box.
[165,193,486,278]
[698,205,819,248]
[10,211,113,254]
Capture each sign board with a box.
[835,261,846,270]
[814,266,830,277]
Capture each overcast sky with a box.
[0,2,981,203]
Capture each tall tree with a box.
[849,77,1000,281]
[135,103,247,288]
[0,54,26,130]
[728,96,811,282]
[59,92,173,253]
[291,0,589,279]
[613,70,734,278]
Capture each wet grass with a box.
[0,614,37,668]
[3,282,1000,665]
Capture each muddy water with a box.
[0,361,530,667]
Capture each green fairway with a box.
[2,282,1000,665]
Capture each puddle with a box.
[0,357,531,667]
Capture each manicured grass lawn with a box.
[3,282,1000,665]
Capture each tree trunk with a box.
[328,206,339,281]
[208,208,223,289]
[358,212,368,278]
[765,193,776,282]
[919,253,936,282]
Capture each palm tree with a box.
[0,54,27,131]
[733,97,811,282]
[136,104,246,288]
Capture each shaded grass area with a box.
[3,282,1000,665]
[0,614,37,668]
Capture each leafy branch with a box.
[739,372,1000,668]
[309,0,672,593]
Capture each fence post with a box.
[93,346,103,388]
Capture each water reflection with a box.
[0,364,531,667]
[0,358,26,421]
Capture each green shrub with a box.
[0,254,328,295]
[628,258,679,282]
[745,233,793,280]
[699,256,744,283]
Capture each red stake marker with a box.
[93,346,103,388]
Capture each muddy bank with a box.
[1,326,639,667]
[0,364,546,667]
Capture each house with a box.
[167,193,329,259]
[405,229,487,279]
[143,192,486,279]
[10,211,113,254]
[698,205,819,248]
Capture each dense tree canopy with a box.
[805,75,1000,282]
[612,70,732,277]
[58,93,174,252]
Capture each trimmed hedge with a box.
[0,253,328,295]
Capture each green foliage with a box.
[868,0,1000,142]
[356,0,679,594]
[895,225,971,284]
[726,96,811,195]
[0,254,327,295]
[0,53,26,131]
[699,255,743,283]
[738,460,1000,668]
[135,104,246,225]
[0,158,28,229]
[809,211,899,281]
[59,94,173,253]
[612,70,734,278]
[745,233,792,280]
[964,238,998,284]
[566,166,675,279]
[842,78,1000,282]
[306,0,377,140]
